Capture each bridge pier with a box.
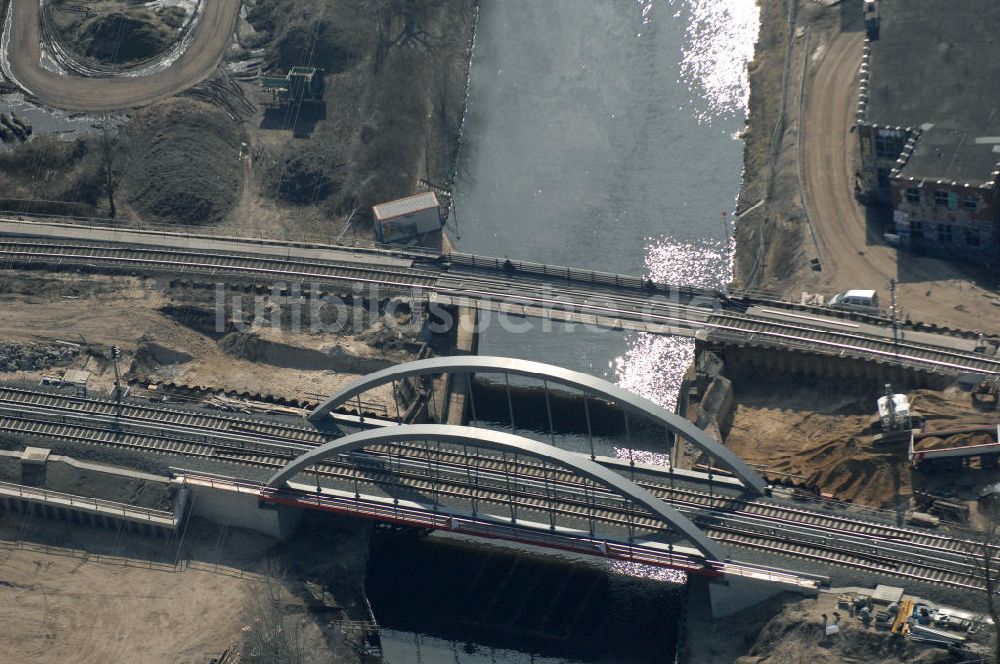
[443,305,479,425]
[691,574,817,619]
[186,481,302,541]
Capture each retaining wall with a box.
[186,481,301,540]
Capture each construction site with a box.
[0,0,997,663]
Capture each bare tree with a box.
[969,519,1000,664]
[239,572,314,664]
[99,118,123,219]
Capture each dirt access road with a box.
[803,31,996,332]
[1,0,241,111]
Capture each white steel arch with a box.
[266,424,727,561]
[308,356,767,494]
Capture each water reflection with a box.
[614,235,735,414]
[390,0,763,657]
[369,534,683,664]
[613,0,758,421]
[381,630,572,664]
[673,0,761,123]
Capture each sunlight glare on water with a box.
[611,237,735,585]
[614,0,757,417]
[613,236,735,447]
[610,0,757,584]
[674,0,760,123]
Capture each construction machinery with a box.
[972,378,999,411]
[890,598,915,635]
[878,384,911,431]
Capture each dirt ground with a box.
[122,98,246,226]
[0,509,371,664]
[47,0,188,66]
[734,594,954,664]
[0,514,280,664]
[0,271,400,408]
[734,0,1000,332]
[0,544,252,664]
[0,0,476,245]
[685,586,956,664]
[725,376,1000,508]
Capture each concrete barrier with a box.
[707,574,814,618]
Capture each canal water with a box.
[367,531,686,664]
[369,1,759,661]
[451,0,758,410]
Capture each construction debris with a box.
[0,342,80,372]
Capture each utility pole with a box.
[889,278,898,345]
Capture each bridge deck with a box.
[0,217,997,377]
[179,471,824,590]
[0,384,990,591]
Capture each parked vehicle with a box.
[828,289,880,313]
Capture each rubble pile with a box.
[0,343,79,372]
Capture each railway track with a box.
[707,312,1000,375]
[435,271,1000,375]
[0,385,990,556]
[0,389,992,590]
[0,384,331,446]
[0,239,441,292]
[0,236,997,375]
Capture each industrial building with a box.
[855,0,1000,258]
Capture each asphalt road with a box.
[802,31,995,331]
[2,0,241,111]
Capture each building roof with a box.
[373,192,439,221]
[897,127,1000,185]
[864,0,1000,183]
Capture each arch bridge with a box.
[308,355,767,495]
[252,357,779,576]
[265,424,726,563]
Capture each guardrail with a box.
[445,252,725,299]
[0,479,176,524]
[175,470,823,588]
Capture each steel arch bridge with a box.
[265,424,727,562]
[307,355,767,494]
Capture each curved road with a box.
[2,0,241,111]
[803,31,994,331]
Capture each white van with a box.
[827,289,880,311]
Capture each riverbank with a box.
[733,0,999,331]
[733,0,847,292]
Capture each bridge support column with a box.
[187,483,302,541]
[704,575,815,618]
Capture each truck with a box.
[910,425,1000,472]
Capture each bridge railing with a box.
[0,479,176,524]
[175,470,714,573]
[173,470,829,588]
[446,252,721,296]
